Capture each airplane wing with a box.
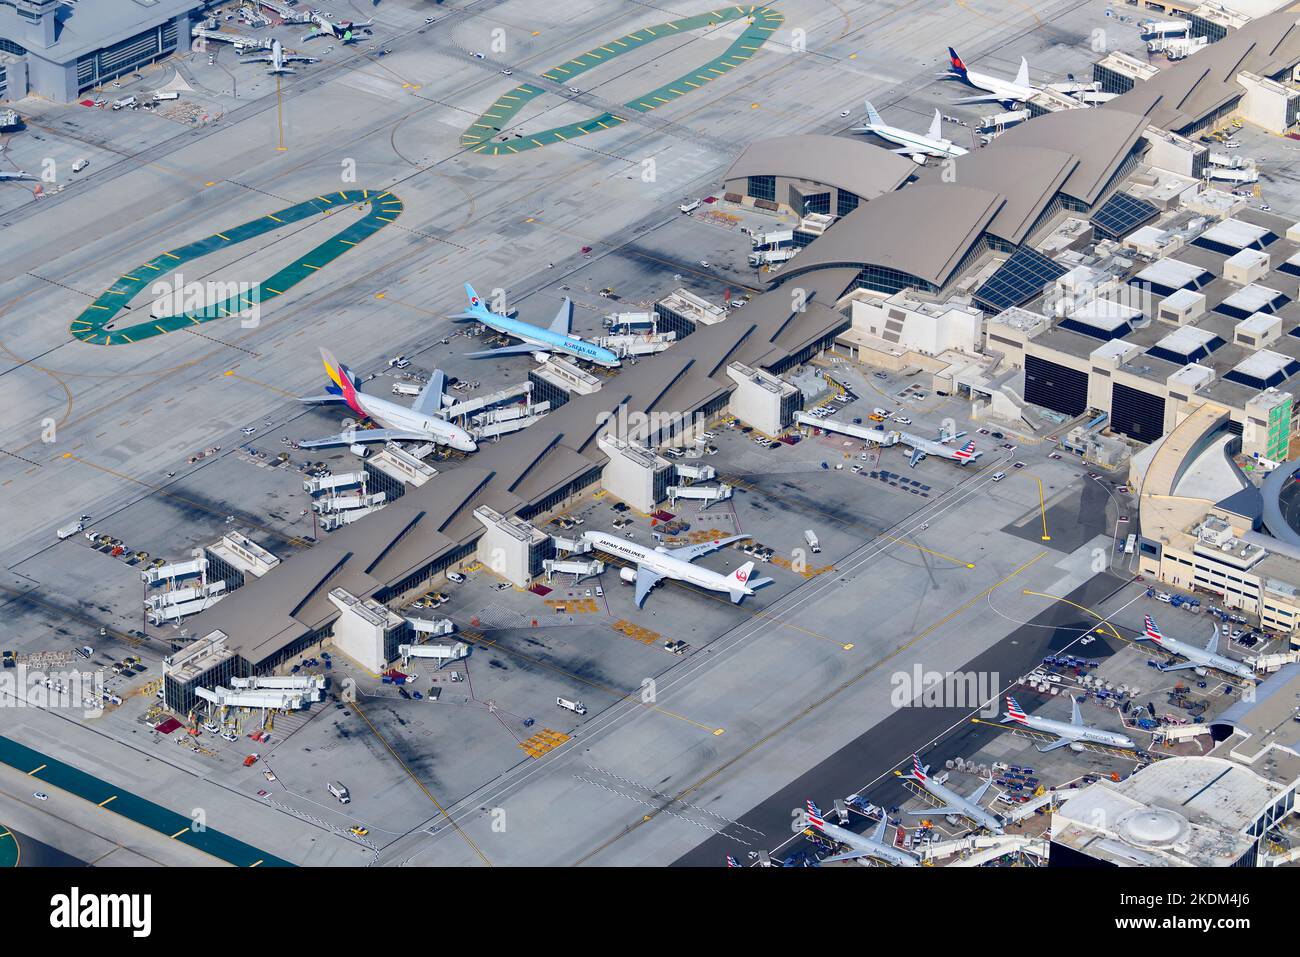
[1157,660,1201,673]
[1036,736,1075,753]
[1204,629,1220,656]
[297,428,431,449]
[410,371,446,417]
[908,447,925,468]
[548,297,573,335]
[1015,57,1030,88]
[1070,695,1083,727]
[905,805,967,817]
[301,28,328,41]
[240,55,274,64]
[285,54,319,64]
[664,534,746,561]
[819,848,878,864]
[463,343,545,360]
[633,565,664,608]
[298,393,348,405]
[968,778,992,805]
[951,92,1007,104]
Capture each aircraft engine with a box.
[620,566,638,584]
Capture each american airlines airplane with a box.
[940,47,1039,106]
[897,428,980,468]
[900,754,1005,833]
[452,284,621,368]
[297,348,477,452]
[581,531,772,607]
[806,800,920,867]
[852,100,968,163]
[1140,616,1258,682]
[1002,695,1137,753]
[241,38,319,75]
[302,13,372,44]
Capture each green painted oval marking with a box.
[460,5,783,155]
[72,188,403,345]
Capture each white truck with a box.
[57,520,86,541]
[679,199,701,214]
[556,697,588,715]
[391,382,422,397]
[803,529,821,554]
[111,95,137,110]
[327,781,351,804]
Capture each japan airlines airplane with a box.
[581,531,772,607]
[806,800,920,867]
[297,348,477,452]
[940,47,1038,106]
[852,100,968,163]
[1002,695,1137,753]
[900,754,1005,833]
[452,283,620,368]
[897,428,980,468]
[1139,616,1258,682]
[241,38,318,75]
[302,13,372,43]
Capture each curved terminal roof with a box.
[723,134,916,201]
[992,108,1148,207]
[924,144,1079,246]
[1107,11,1300,134]
[776,183,1004,288]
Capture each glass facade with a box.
[801,191,830,216]
[836,190,859,218]
[747,175,776,203]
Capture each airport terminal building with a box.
[0,0,201,102]
[176,11,1300,691]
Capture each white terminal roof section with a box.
[658,288,727,325]
[1167,363,1215,391]
[1071,298,1142,332]
[1221,283,1285,313]
[208,532,280,578]
[1153,325,1219,355]
[1160,287,1205,312]
[1237,311,1279,337]
[1134,257,1210,290]
[1233,349,1293,381]
[1200,218,1271,250]
[1226,248,1270,270]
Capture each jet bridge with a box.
[397,641,469,668]
[597,331,676,357]
[312,491,387,513]
[191,25,268,51]
[795,411,899,447]
[144,580,226,612]
[195,683,319,711]
[406,617,456,637]
[319,505,385,530]
[147,592,225,625]
[141,556,207,584]
[674,461,716,482]
[303,471,367,494]
[667,483,732,507]
[543,557,605,584]
[441,383,531,420]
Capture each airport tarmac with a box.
[0,0,1173,865]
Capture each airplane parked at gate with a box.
[297,348,477,452]
[898,428,980,468]
[939,46,1039,106]
[302,12,372,44]
[452,283,621,368]
[852,100,968,163]
[1139,616,1257,682]
[241,38,319,75]
[805,799,921,866]
[1002,695,1137,753]
[581,531,771,607]
[900,754,1005,833]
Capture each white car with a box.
[241,426,256,436]
[33,792,48,801]
[447,571,466,584]
[568,86,580,94]
[389,355,412,369]
[501,68,513,76]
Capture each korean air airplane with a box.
[452,284,621,368]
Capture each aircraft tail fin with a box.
[927,108,943,141]
[1141,615,1163,643]
[548,297,573,335]
[906,753,929,782]
[727,561,756,603]
[948,46,969,77]
[805,799,825,831]
[1004,695,1028,725]
[1015,56,1030,88]
[319,347,364,415]
[863,98,883,127]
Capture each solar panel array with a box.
[1091,192,1159,241]
[973,246,1068,314]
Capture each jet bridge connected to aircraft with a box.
[303,471,367,494]
[195,675,323,712]
[254,0,312,23]
[795,412,900,447]
[191,25,269,51]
